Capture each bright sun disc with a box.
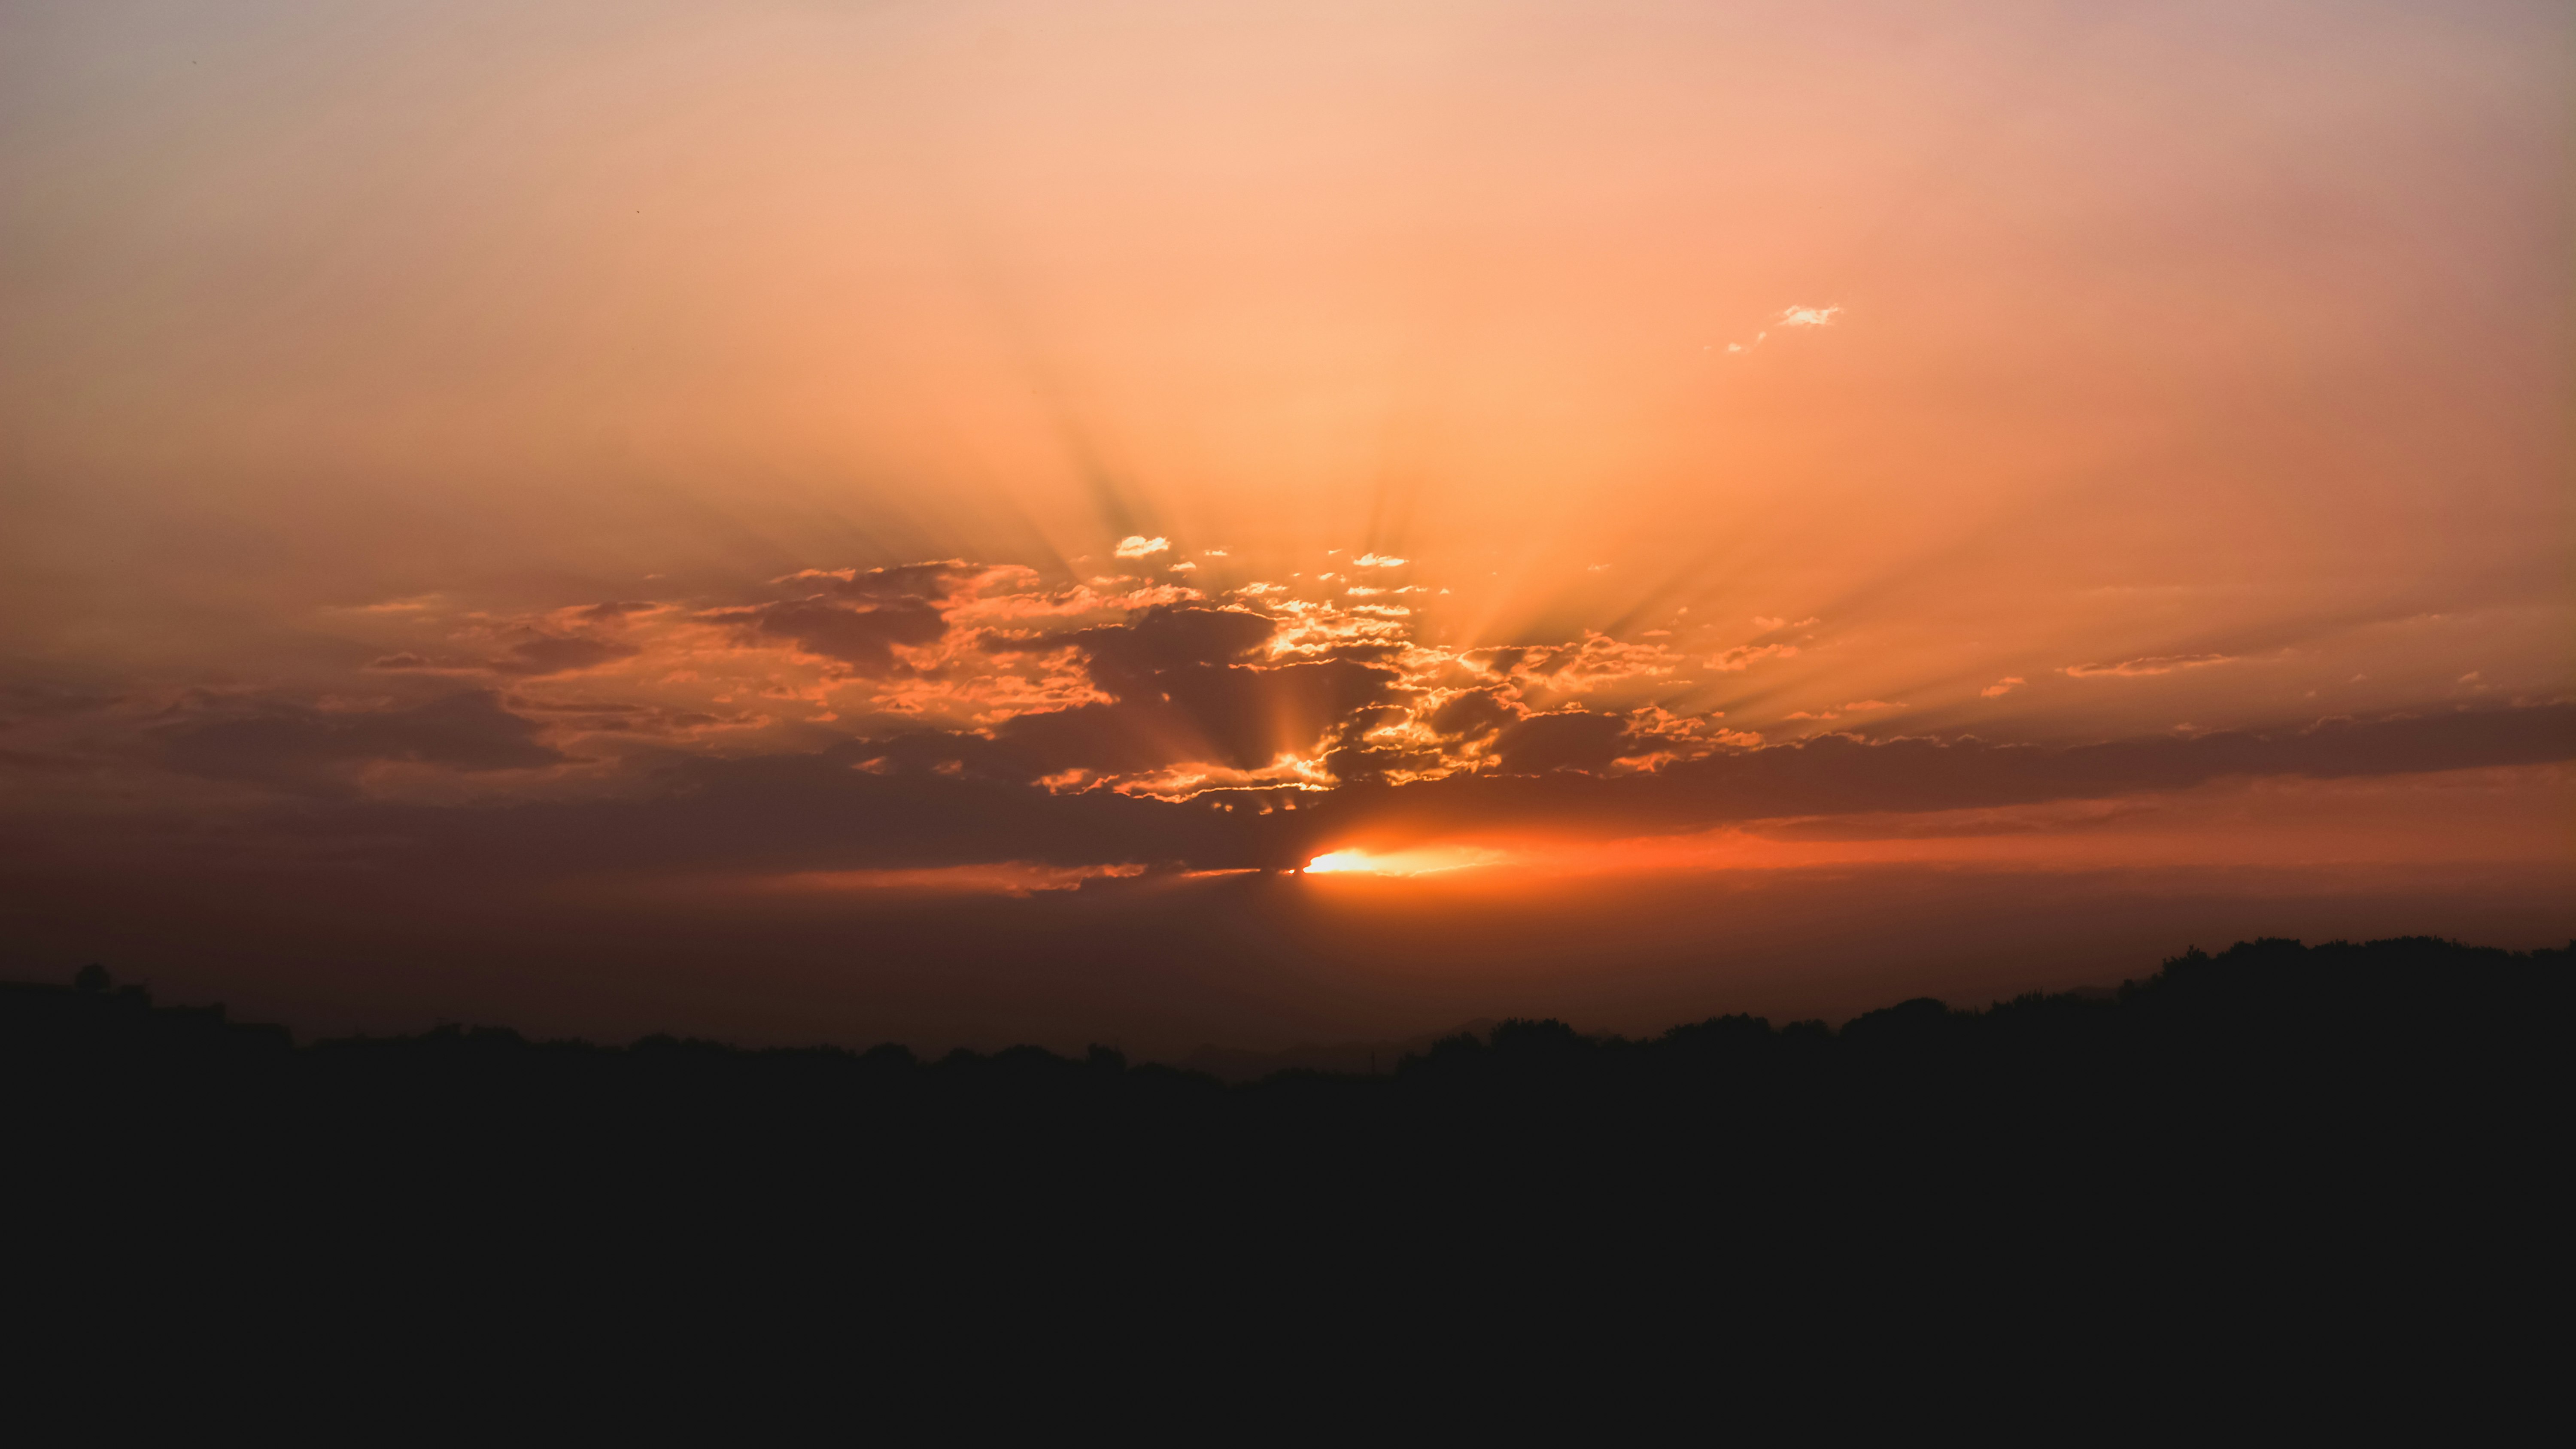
[1301,845,1506,877]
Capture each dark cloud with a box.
[993,658,1406,777]
[306,741,1307,876]
[1306,705,2576,845]
[1062,607,1276,692]
[713,599,949,674]
[153,690,563,788]
[959,608,1409,778]
[1487,711,1632,775]
[198,703,2575,881]
[576,601,658,623]
[367,629,640,677]
[815,562,974,603]
[0,683,121,725]
[1426,689,1514,743]
[0,746,90,775]
[699,562,978,673]
[489,633,641,677]
[514,699,746,737]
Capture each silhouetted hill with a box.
[5,936,2564,1424]
[1180,1019,1498,1080]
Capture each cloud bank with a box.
[6,553,2566,893]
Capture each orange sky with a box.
[0,0,2567,1049]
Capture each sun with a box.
[1300,845,1508,877]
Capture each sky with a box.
[1,0,2568,1054]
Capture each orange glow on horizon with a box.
[1304,846,1507,877]
[758,862,1149,896]
[1297,766,2573,887]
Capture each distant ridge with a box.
[5,936,2564,1422]
[1180,1019,1500,1081]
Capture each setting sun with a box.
[1303,846,1510,878]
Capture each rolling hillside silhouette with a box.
[6,936,2562,1424]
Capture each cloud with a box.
[44,545,2575,893]
[364,627,641,678]
[1788,701,1899,722]
[1708,642,1799,671]
[1488,711,1633,775]
[972,608,1409,784]
[576,600,661,623]
[1301,705,2576,850]
[1114,536,1170,559]
[990,662,1402,784]
[511,698,762,741]
[489,632,642,677]
[1061,606,1275,687]
[1352,553,1408,567]
[778,562,974,602]
[167,704,2575,885]
[1472,632,1685,697]
[709,599,948,674]
[764,861,1148,897]
[1778,305,1841,327]
[1981,677,2026,698]
[2062,654,2233,678]
[152,691,563,789]
[1425,688,1516,744]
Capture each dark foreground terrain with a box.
[6,936,2565,1422]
